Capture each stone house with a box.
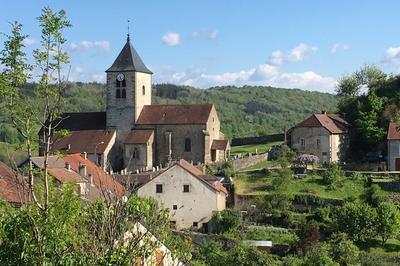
[20,154,125,201]
[137,159,227,231]
[288,112,350,164]
[387,122,400,171]
[44,35,229,173]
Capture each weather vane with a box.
[127,19,131,41]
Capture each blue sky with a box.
[1,0,400,92]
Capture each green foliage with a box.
[323,164,344,190]
[211,208,242,233]
[271,167,293,190]
[376,202,400,245]
[328,233,360,265]
[333,202,377,242]
[362,184,383,207]
[276,144,297,168]
[301,245,338,266]
[195,240,274,266]
[296,220,320,252]
[220,161,234,178]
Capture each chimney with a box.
[79,162,87,178]
[65,162,71,171]
[82,152,87,160]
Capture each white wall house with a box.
[137,159,227,230]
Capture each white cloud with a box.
[161,32,180,46]
[384,47,400,66]
[268,43,318,65]
[153,64,336,92]
[330,43,349,54]
[209,30,219,40]
[22,37,37,46]
[69,40,111,52]
[191,28,219,41]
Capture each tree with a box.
[276,144,297,168]
[328,233,360,266]
[296,220,320,253]
[362,184,382,207]
[376,201,400,245]
[211,208,242,233]
[323,163,344,190]
[333,202,377,242]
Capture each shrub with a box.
[271,168,293,190]
[297,154,320,168]
[211,208,242,233]
[323,163,345,189]
[328,233,360,265]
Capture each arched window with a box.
[116,89,121,98]
[184,138,191,152]
[116,79,121,88]
[122,79,126,87]
[121,89,126,98]
[133,148,139,159]
[142,85,145,95]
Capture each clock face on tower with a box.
[116,73,125,82]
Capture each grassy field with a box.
[230,141,283,155]
[234,171,398,199]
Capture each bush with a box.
[271,168,293,190]
[323,164,345,189]
[328,233,360,265]
[220,161,234,178]
[211,208,242,233]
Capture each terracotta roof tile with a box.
[63,154,125,197]
[388,122,400,140]
[211,140,229,150]
[136,104,213,125]
[124,130,153,144]
[48,168,86,183]
[0,162,28,204]
[50,129,116,154]
[295,113,349,134]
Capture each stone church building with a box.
[48,35,229,172]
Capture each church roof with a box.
[50,129,116,154]
[106,37,152,74]
[136,104,214,125]
[55,112,106,131]
[124,129,153,144]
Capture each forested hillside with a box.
[0,82,337,144]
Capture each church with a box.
[48,35,230,172]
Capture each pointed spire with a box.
[127,19,131,42]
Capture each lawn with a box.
[234,171,398,200]
[230,141,283,155]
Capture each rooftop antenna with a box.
[127,19,131,42]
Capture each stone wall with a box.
[232,153,268,171]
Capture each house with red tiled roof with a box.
[20,154,125,201]
[288,112,350,164]
[0,162,29,206]
[44,35,229,173]
[137,159,227,230]
[387,122,400,171]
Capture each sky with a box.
[1,0,400,93]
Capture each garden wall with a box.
[232,153,268,171]
[231,133,284,146]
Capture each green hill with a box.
[0,82,338,144]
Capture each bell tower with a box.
[105,35,152,136]
[105,35,152,169]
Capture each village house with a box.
[288,112,350,164]
[20,153,125,201]
[44,35,230,173]
[137,159,227,231]
[387,122,400,171]
[0,162,29,206]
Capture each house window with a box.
[133,148,139,159]
[121,89,126,98]
[142,85,145,95]
[322,152,328,156]
[193,222,198,227]
[170,221,176,228]
[184,138,191,152]
[156,184,163,193]
[316,139,320,148]
[173,205,177,210]
[97,154,101,166]
[300,138,305,148]
[183,184,190,193]
[116,89,121,98]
